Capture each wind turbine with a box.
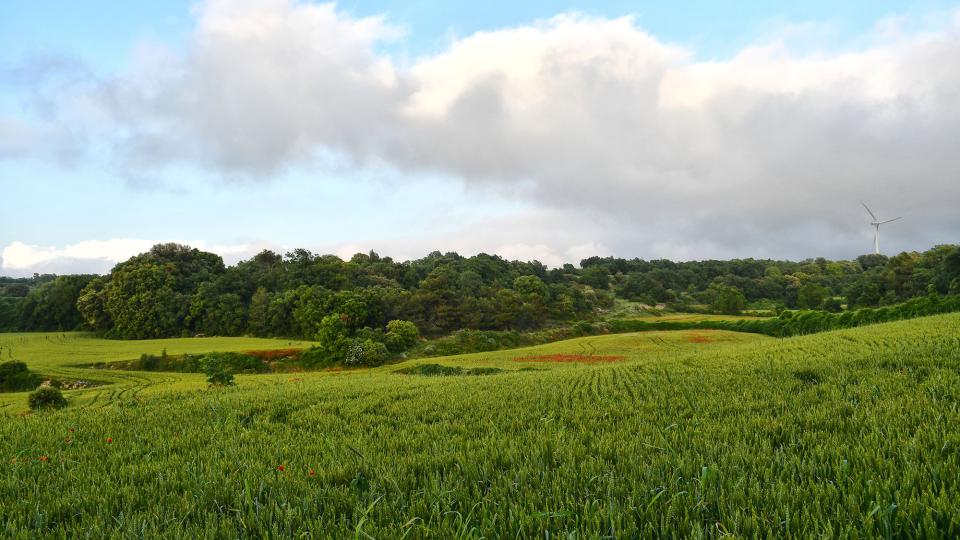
[860,201,902,255]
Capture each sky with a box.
[1,0,959,276]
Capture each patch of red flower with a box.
[687,334,712,343]
[38,456,49,462]
[288,377,304,383]
[68,427,76,433]
[276,465,285,472]
[106,437,113,444]
[308,469,316,477]
[513,354,626,364]
[244,349,304,361]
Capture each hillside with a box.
[2,314,959,537]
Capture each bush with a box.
[201,356,235,387]
[385,320,420,352]
[345,339,389,367]
[0,361,43,392]
[298,347,336,369]
[28,386,67,410]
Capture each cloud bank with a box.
[3,0,959,266]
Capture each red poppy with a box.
[276,465,285,472]
[106,437,113,444]
[308,469,316,477]
[38,456,49,462]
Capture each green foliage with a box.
[344,339,389,367]
[8,243,960,343]
[709,284,747,314]
[0,297,20,332]
[27,385,66,410]
[384,319,419,352]
[201,356,236,387]
[18,275,96,331]
[609,293,960,338]
[0,361,43,392]
[579,266,610,290]
[104,263,184,339]
[315,314,351,362]
[395,363,504,376]
[797,282,828,309]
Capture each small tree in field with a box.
[201,356,235,387]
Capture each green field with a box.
[0,333,315,410]
[2,316,960,537]
[604,300,769,322]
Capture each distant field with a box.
[604,300,767,322]
[2,315,960,536]
[0,333,315,410]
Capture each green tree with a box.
[247,287,271,336]
[709,285,747,315]
[797,283,829,310]
[201,356,235,387]
[385,319,420,352]
[316,314,351,362]
[105,263,183,339]
[19,275,95,331]
[76,277,112,333]
[580,266,610,290]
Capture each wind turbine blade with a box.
[879,217,902,224]
[860,201,878,221]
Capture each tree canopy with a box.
[1,242,958,340]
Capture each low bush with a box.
[345,339,389,366]
[28,386,67,410]
[395,363,504,376]
[201,356,235,387]
[0,361,43,392]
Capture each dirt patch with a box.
[686,334,713,343]
[512,354,626,364]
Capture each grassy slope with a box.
[605,299,766,321]
[1,317,959,537]
[0,333,315,410]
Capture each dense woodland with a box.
[1,243,959,343]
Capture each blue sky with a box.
[2,1,959,275]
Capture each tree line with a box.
[1,243,958,342]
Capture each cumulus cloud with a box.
[4,0,960,260]
[0,239,253,276]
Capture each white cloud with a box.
[4,1,960,262]
[1,239,252,276]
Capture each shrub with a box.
[345,339,389,367]
[298,347,336,369]
[395,363,504,376]
[385,320,420,352]
[201,356,235,387]
[0,361,43,392]
[316,314,351,362]
[28,386,67,410]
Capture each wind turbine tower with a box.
[860,202,902,255]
